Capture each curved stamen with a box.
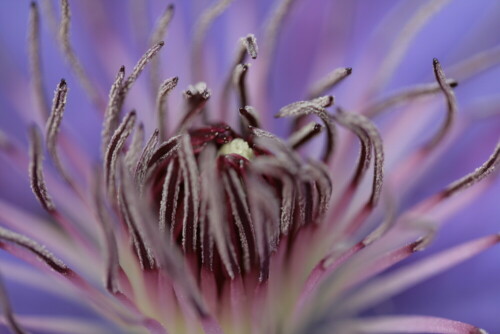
[277,97,336,163]
[192,0,235,81]
[0,271,26,334]
[102,66,125,156]
[442,142,500,198]
[263,0,297,68]
[28,2,50,121]
[220,34,258,118]
[92,172,120,293]
[45,79,70,182]
[59,0,103,109]
[0,226,68,274]
[149,4,175,93]
[288,122,323,150]
[332,108,384,236]
[233,63,250,109]
[178,134,200,251]
[425,58,457,150]
[368,0,452,96]
[156,77,179,141]
[178,83,211,131]
[122,41,165,96]
[104,111,136,197]
[239,106,260,129]
[200,144,235,279]
[118,168,156,270]
[363,79,458,118]
[134,129,160,189]
[307,67,352,100]
[29,126,55,212]
[124,123,145,172]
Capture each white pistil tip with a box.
[218,138,254,160]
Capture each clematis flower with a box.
[0,1,499,334]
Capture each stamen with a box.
[149,4,175,93]
[179,162,190,252]
[104,111,137,197]
[250,128,301,169]
[92,172,119,293]
[442,142,500,198]
[369,0,452,95]
[178,134,200,251]
[59,0,103,109]
[233,63,250,109]
[0,271,26,334]
[425,58,457,150]
[335,108,384,207]
[288,122,323,150]
[362,192,396,246]
[102,66,125,156]
[341,234,500,314]
[156,77,179,141]
[245,174,281,281]
[192,0,235,81]
[28,2,50,120]
[0,226,68,274]
[311,95,334,108]
[124,123,145,172]
[334,111,372,188]
[307,67,352,99]
[363,79,458,118]
[122,41,165,96]
[280,174,295,234]
[239,106,260,129]
[308,160,333,219]
[199,145,235,278]
[134,129,159,188]
[228,168,255,241]
[29,125,55,212]
[449,45,500,81]
[159,162,175,234]
[143,136,180,180]
[277,97,336,163]
[222,170,252,272]
[263,0,297,65]
[220,34,258,119]
[178,83,211,131]
[45,79,69,181]
[251,154,307,234]
[241,34,258,60]
[118,177,155,270]
[169,161,182,243]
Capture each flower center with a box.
[146,123,331,282]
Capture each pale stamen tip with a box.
[218,138,254,160]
